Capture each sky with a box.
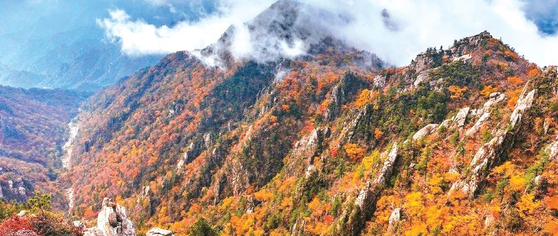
[2,0,558,67]
[93,0,558,67]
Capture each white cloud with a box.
[97,0,275,57]
[99,0,558,66]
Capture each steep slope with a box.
[65,3,558,236]
[65,0,382,228]
[0,86,87,208]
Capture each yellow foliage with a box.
[507,88,523,109]
[425,206,443,230]
[375,195,397,225]
[428,175,444,194]
[404,222,428,236]
[219,197,234,211]
[254,189,274,202]
[448,85,468,99]
[494,161,515,175]
[308,197,321,212]
[480,85,498,98]
[517,194,540,218]
[354,89,372,107]
[443,172,460,183]
[509,175,526,192]
[280,197,293,209]
[282,104,291,112]
[362,150,380,170]
[307,221,329,235]
[278,177,296,193]
[404,192,423,217]
[527,68,540,78]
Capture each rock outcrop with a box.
[451,83,536,198]
[413,124,438,141]
[466,92,505,136]
[85,198,135,236]
[387,208,402,232]
[146,228,174,236]
[549,136,558,162]
[332,144,399,236]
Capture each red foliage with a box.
[0,216,38,236]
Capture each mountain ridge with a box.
[2,1,558,235]
[58,15,558,234]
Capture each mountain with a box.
[0,86,88,210]
[56,1,558,235]
[0,26,162,91]
[0,0,181,91]
[2,0,558,235]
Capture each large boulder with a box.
[85,198,135,236]
[146,228,174,236]
[548,136,558,162]
[412,124,438,141]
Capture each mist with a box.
[0,0,214,90]
[98,0,558,67]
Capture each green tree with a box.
[190,218,218,236]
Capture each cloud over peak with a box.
[98,0,558,67]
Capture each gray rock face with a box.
[291,218,306,236]
[0,178,28,201]
[466,93,505,136]
[177,138,205,169]
[471,92,506,117]
[333,144,398,236]
[85,198,135,236]
[374,144,399,186]
[388,208,402,231]
[451,84,536,198]
[373,75,386,88]
[509,85,536,128]
[548,136,558,162]
[466,112,490,136]
[324,74,368,122]
[292,127,329,160]
[413,71,430,87]
[146,228,174,236]
[453,107,470,127]
[305,165,317,179]
[412,124,438,141]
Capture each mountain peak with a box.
[198,0,356,66]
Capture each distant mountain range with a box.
[0,0,214,91]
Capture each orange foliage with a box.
[507,76,523,88]
[448,85,468,99]
[545,196,558,210]
[545,221,558,235]
[480,85,498,98]
[374,128,384,140]
[344,143,366,161]
[354,89,379,108]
